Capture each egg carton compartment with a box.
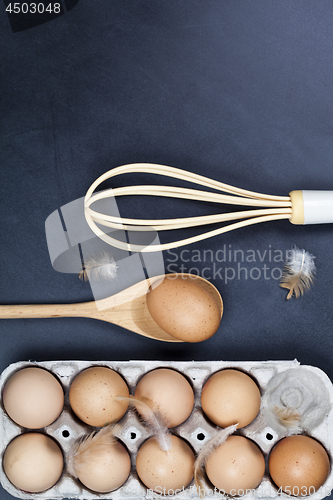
[0,359,332,500]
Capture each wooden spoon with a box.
[0,274,223,342]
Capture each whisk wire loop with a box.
[84,164,292,252]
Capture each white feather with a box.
[280,246,316,299]
[287,247,316,275]
[79,252,118,281]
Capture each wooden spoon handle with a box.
[0,303,89,320]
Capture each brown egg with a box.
[75,441,131,493]
[3,433,63,493]
[146,275,221,342]
[136,435,195,493]
[69,367,129,427]
[201,369,261,428]
[206,435,265,495]
[134,368,194,427]
[2,367,64,429]
[269,435,330,495]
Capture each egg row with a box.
[2,365,261,430]
[3,428,330,496]
[1,360,332,499]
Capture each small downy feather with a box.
[273,406,301,427]
[116,395,172,452]
[280,247,316,299]
[79,251,118,281]
[67,424,120,478]
[194,424,238,499]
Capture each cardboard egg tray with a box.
[0,359,332,500]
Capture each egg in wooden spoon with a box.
[146,274,222,342]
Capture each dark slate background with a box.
[1,2,333,499]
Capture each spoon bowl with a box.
[0,274,223,342]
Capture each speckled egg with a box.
[75,440,131,493]
[269,435,330,495]
[69,366,129,427]
[146,275,221,342]
[134,368,194,427]
[136,435,195,492]
[206,435,265,495]
[201,369,261,428]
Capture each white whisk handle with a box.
[290,190,333,225]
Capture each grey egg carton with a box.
[0,359,332,500]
